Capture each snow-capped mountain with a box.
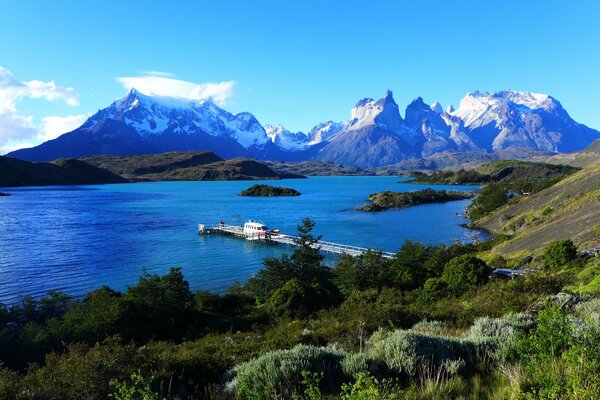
[315,91,421,168]
[445,90,598,153]
[313,89,600,168]
[264,124,310,150]
[9,89,273,161]
[263,121,344,151]
[308,121,344,143]
[91,88,269,148]
[7,88,600,168]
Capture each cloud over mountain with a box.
[116,73,236,106]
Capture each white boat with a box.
[243,220,269,241]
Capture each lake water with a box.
[0,177,485,304]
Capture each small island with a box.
[239,184,301,197]
[357,188,475,212]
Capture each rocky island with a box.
[239,184,301,197]
[358,188,475,212]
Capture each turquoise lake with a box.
[0,177,486,304]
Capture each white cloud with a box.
[38,114,88,141]
[140,70,174,78]
[117,73,236,106]
[0,66,81,155]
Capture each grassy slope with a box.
[83,152,302,181]
[548,139,600,168]
[476,159,600,256]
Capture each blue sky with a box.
[1,0,599,153]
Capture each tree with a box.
[265,278,317,318]
[440,255,489,296]
[334,251,392,295]
[292,218,325,282]
[543,239,578,270]
[121,268,194,341]
[248,218,338,305]
[389,241,431,290]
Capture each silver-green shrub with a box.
[368,329,473,377]
[225,345,378,398]
[466,313,533,364]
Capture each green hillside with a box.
[549,139,600,168]
[476,159,600,256]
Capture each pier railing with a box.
[199,223,396,259]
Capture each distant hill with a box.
[548,139,600,168]
[262,160,374,176]
[409,160,578,186]
[82,151,304,181]
[476,159,600,255]
[0,156,128,187]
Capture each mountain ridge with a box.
[7,88,600,168]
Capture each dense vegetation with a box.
[476,159,600,255]
[409,161,577,186]
[407,161,579,221]
[83,152,305,181]
[357,189,474,212]
[0,156,127,187]
[239,184,301,197]
[0,217,598,399]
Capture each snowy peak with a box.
[308,121,344,143]
[430,102,443,114]
[264,124,310,150]
[348,90,403,132]
[451,90,567,130]
[88,88,269,148]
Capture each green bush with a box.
[514,303,600,399]
[368,329,474,376]
[543,240,578,270]
[227,345,378,398]
[440,255,489,297]
[466,314,533,363]
[265,279,319,318]
[109,371,159,400]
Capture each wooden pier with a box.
[198,223,396,259]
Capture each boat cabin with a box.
[243,221,269,237]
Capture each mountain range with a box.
[7,88,600,168]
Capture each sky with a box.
[1,0,599,154]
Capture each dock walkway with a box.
[199,223,396,259]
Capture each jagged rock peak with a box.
[430,102,443,114]
[349,90,403,131]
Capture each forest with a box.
[0,219,598,399]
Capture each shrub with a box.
[411,320,448,335]
[340,371,397,400]
[368,329,474,376]
[514,303,600,399]
[440,255,489,297]
[543,239,578,270]
[467,313,533,364]
[109,371,159,400]
[226,345,378,398]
